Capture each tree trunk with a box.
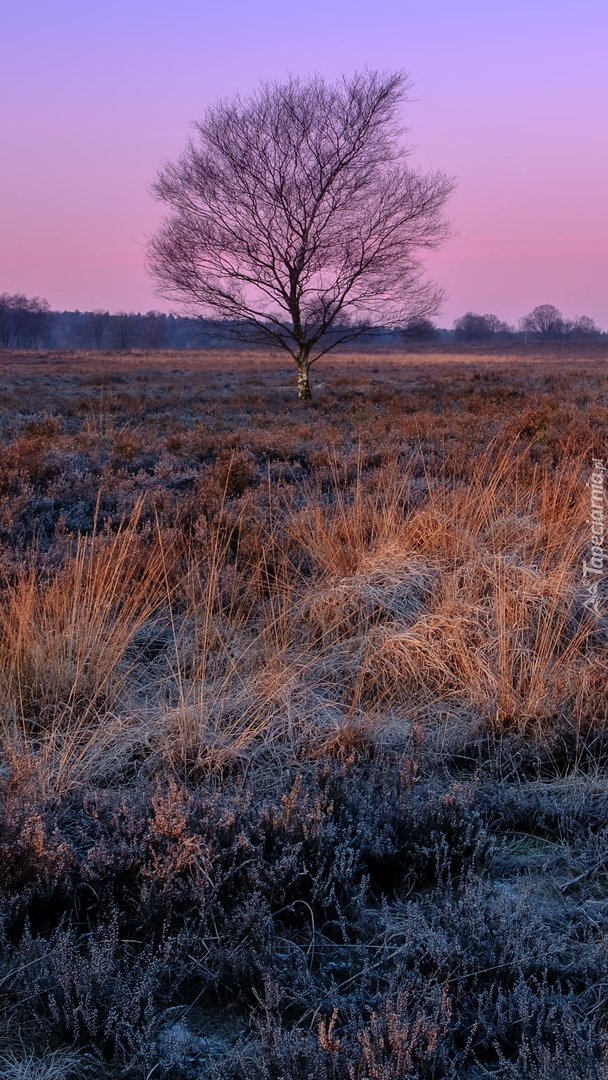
[297,356,312,400]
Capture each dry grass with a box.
[0,1049,92,1080]
[0,504,169,791]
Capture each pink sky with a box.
[1,0,607,328]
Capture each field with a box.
[1,346,608,1078]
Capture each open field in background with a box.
[1,347,608,1078]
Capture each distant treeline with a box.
[0,293,605,350]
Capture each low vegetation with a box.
[1,346,608,1078]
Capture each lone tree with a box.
[148,70,454,399]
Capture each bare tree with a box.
[401,317,438,343]
[140,310,168,349]
[520,304,565,340]
[109,312,140,351]
[567,315,603,342]
[81,310,110,349]
[454,312,512,343]
[0,294,12,348]
[148,70,454,399]
[0,293,52,348]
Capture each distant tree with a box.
[520,304,564,340]
[109,312,140,351]
[81,310,110,349]
[401,317,439,342]
[0,295,12,348]
[19,296,52,347]
[148,70,454,399]
[453,311,511,343]
[139,310,167,349]
[566,315,603,341]
[0,293,53,348]
[483,313,512,337]
[454,312,488,343]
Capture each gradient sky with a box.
[2,0,607,327]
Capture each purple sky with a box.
[2,0,607,328]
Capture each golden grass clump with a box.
[0,506,168,790]
[298,546,435,645]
